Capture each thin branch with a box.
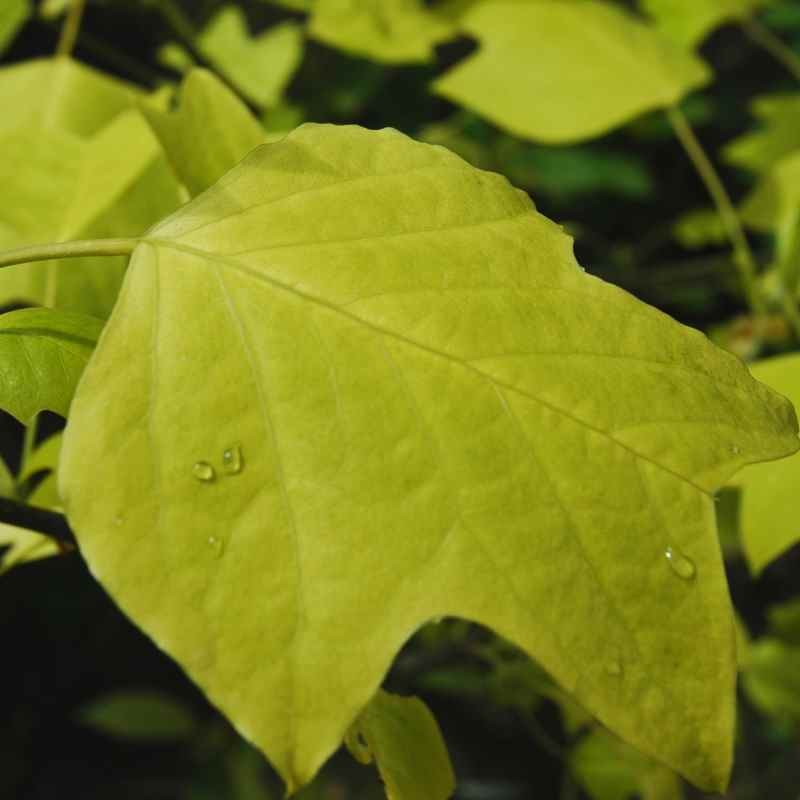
[741,16,800,83]
[666,106,765,315]
[56,0,86,58]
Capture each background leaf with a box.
[77,689,198,742]
[432,0,710,143]
[345,690,455,800]
[0,308,103,425]
[737,354,800,574]
[59,124,798,793]
[140,68,264,198]
[639,0,767,48]
[0,522,59,575]
[0,0,28,55]
[0,59,181,315]
[199,7,304,109]
[308,0,455,64]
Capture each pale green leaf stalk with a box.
[345,690,455,800]
[432,0,710,143]
[737,354,800,573]
[0,522,60,575]
[38,125,798,794]
[0,308,103,424]
[308,0,456,64]
[139,69,265,198]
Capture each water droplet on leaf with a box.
[208,535,225,557]
[193,461,215,482]
[114,515,124,527]
[731,444,741,455]
[665,546,696,580]
[222,444,243,475]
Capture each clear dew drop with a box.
[222,444,243,475]
[114,515,124,527]
[731,444,741,455]
[207,535,225,557]
[665,546,696,580]
[193,461,215,482]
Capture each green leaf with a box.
[737,354,800,574]
[308,0,455,64]
[345,690,455,800]
[59,124,798,794]
[742,639,800,721]
[0,0,28,54]
[432,1,710,144]
[639,0,766,48]
[259,0,312,10]
[140,68,265,198]
[570,727,683,800]
[767,598,800,646]
[78,689,197,742]
[740,150,800,232]
[673,208,728,250]
[723,93,800,174]
[20,432,63,510]
[0,522,59,575]
[0,308,103,425]
[0,59,181,315]
[199,7,304,109]
[0,454,16,499]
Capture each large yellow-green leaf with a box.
[723,93,800,173]
[0,308,103,424]
[0,522,59,575]
[737,354,800,574]
[0,59,181,315]
[199,6,304,109]
[59,124,798,794]
[639,0,766,48]
[140,69,264,198]
[308,0,455,64]
[432,1,710,143]
[345,690,454,799]
[0,0,28,54]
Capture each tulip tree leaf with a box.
[737,355,800,574]
[78,690,197,742]
[308,0,456,64]
[259,0,312,10]
[199,7,304,109]
[639,0,767,48]
[0,308,103,425]
[570,727,683,800]
[0,522,59,575]
[433,0,710,144]
[0,59,181,316]
[59,124,798,794]
[741,639,800,721]
[723,93,800,174]
[0,0,28,54]
[20,432,63,510]
[140,69,264,198]
[345,690,455,800]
